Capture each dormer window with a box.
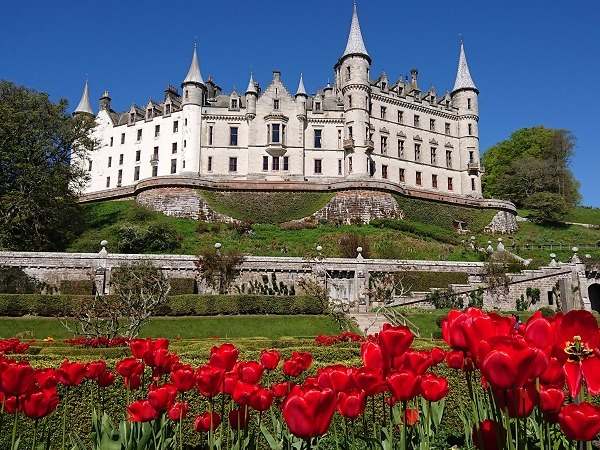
[381,81,387,90]
[147,109,152,120]
[165,104,171,115]
[314,102,321,112]
[273,99,280,110]
[129,113,135,124]
[231,98,238,110]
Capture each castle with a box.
[74,3,484,201]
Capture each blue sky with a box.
[2,1,599,207]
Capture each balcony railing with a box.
[364,139,375,151]
[343,139,355,150]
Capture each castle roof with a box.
[183,45,204,85]
[342,2,369,60]
[452,41,478,93]
[295,73,307,97]
[245,73,257,95]
[74,80,93,115]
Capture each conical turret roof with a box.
[183,45,204,85]
[452,41,478,93]
[245,73,257,94]
[295,73,307,96]
[342,2,369,59]
[74,80,93,115]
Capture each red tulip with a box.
[194,412,221,433]
[260,350,280,370]
[116,358,145,379]
[282,385,337,439]
[1,361,35,395]
[209,343,239,371]
[353,367,388,397]
[387,370,420,402]
[523,311,557,355]
[167,401,190,421]
[124,373,142,390]
[0,393,19,414]
[378,323,414,357]
[445,350,465,370]
[127,400,159,422]
[237,361,264,384]
[419,373,450,402]
[148,348,179,379]
[539,357,566,388]
[232,381,257,406]
[430,347,445,365]
[282,359,304,377]
[85,361,107,379]
[249,386,274,411]
[148,383,177,411]
[441,307,484,351]
[494,382,539,418]
[317,365,354,392]
[361,341,390,373]
[34,368,60,389]
[130,338,152,359]
[558,402,600,441]
[539,387,565,416]
[23,388,60,419]
[58,360,88,386]
[337,389,366,419]
[171,365,196,392]
[271,382,291,399]
[229,407,251,430]
[196,364,224,398]
[472,419,506,450]
[223,370,239,396]
[97,371,115,388]
[396,350,433,375]
[402,408,420,426]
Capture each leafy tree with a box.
[523,191,570,224]
[0,80,96,251]
[481,126,580,207]
[195,247,245,294]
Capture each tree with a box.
[60,261,170,339]
[523,191,570,224]
[0,80,96,251]
[481,126,580,207]
[195,247,245,294]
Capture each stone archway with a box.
[589,283,600,312]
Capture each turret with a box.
[295,73,307,121]
[334,2,372,178]
[74,80,94,116]
[181,45,205,174]
[245,73,257,121]
[181,45,205,106]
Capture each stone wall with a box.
[309,190,402,224]
[484,211,519,234]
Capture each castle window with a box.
[398,110,404,124]
[382,165,388,179]
[399,168,405,182]
[184,140,186,148]
[208,156,213,172]
[314,129,322,148]
[106,176,110,188]
[110,137,113,147]
[88,160,92,171]
[155,125,160,137]
[134,166,140,181]
[152,166,158,177]
[184,118,187,126]
[380,106,386,120]
[153,147,159,161]
[346,66,351,80]
[314,101,321,112]
[349,156,353,173]
[398,140,404,158]
[231,98,238,110]
[173,121,179,133]
[171,159,177,174]
[165,104,171,115]
[230,127,238,146]
[229,157,238,172]
[147,109,152,120]
[137,129,142,141]
[117,169,122,186]
[271,124,280,143]
[263,156,269,171]
[283,156,289,171]
[430,119,435,131]
[414,143,421,161]
[469,151,474,163]
[348,126,353,138]
[338,130,342,148]
[448,177,453,190]
[467,98,472,109]
[381,81,387,90]
[314,159,322,174]
[445,123,451,135]
[446,150,452,168]
[272,156,280,171]
[416,171,422,186]
[108,156,112,168]
[172,143,177,154]
[185,90,189,100]
[432,174,438,189]
[471,178,476,191]
[273,99,280,110]
[430,147,436,165]
[129,113,135,124]
[121,133,125,144]
[348,95,352,108]
[208,126,213,145]
[468,124,473,135]
[381,136,387,155]
[338,159,342,175]
[414,115,420,128]
[119,154,124,165]
[135,150,140,162]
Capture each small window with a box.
[262,156,269,171]
[88,160,92,171]
[349,156,353,173]
[271,124,280,143]
[445,123,451,135]
[469,151,475,163]
[173,121,179,133]
[283,156,289,171]
[338,130,342,148]
[398,140,404,158]
[129,113,135,123]
[314,129,322,148]
[152,166,158,177]
[471,178,476,191]
[416,171,422,186]
[172,143,177,154]
[430,119,435,131]
[155,125,160,137]
[121,133,125,144]
[272,156,280,171]
[165,104,171,115]
[134,166,140,181]
[107,156,112,168]
[468,124,473,135]
[208,156,213,172]
[348,95,352,108]
[430,148,436,165]
[106,176,110,188]
[467,98,472,110]
[137,129,142,141]
[448,177,453,190]
[171,159,177,174]
[229,157,238,172]
[382,165,388,179]
[398,111,404,124]
[314,102,321,112]
[230,127,238,146]
[346,66,351,80]
[381,136,387,155]
[153,147,159,160]
[338,159,342,175]
[184,118,187,126]
[110,137,113,147]
[135,150,140,162]
[117,169,122,186]
[184,140,186,148]
[147,109,152,120]
[414,144,421,161]
[380,106,386,119]
[208,126,213,146]
[314,159,322,174]
[231,98,238,109]
[348,126,353,138]
[273,99,280,110]
[414,115,420,128]
[432,174,438,189]
[119,154,124,165]
[446,150,452,168]
[399,168,405,182]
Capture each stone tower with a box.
[334,2,372,178]
[181,45,205,173]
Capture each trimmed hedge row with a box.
[0,294,325,317]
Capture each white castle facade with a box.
[74,4,483,198]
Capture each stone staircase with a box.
[351,312,390,336]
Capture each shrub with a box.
[59,280,94,295]
[0,267,38,294]
[339,233,372,258]
[427,288,464,309]
[168,278,196,295]
[370,218,459,244]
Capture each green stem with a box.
[31,419,38,450]
[11,401,18,450]
[401,400,407,450]
[62,388,68,450]
[425,400,431,450]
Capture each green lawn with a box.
[0,315,343,340]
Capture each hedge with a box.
[0,294,325,317]
[59,280,95,295]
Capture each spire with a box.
[452,41,478,93]
[342,2,369,60]
[74,79,93,115]
[295,73,307,97]
[245,73,257,94]
[183,45,204,85]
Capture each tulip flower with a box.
[249,386,274,411]
[282,385,337,439]
[1,361,35,396]
[353,366,388,397]
[402,408,419,426]
[387,370,420,402]
[85,361,107,379]
[194,412,221,433]
[97,370,115,388]
[539,387,566,423]
[148,383,177,411]
[260,349,280,370]
[337,389,366,419]
[232,381,258,406]
[378,323,414,357]
[472,419,506,450]
[171,365,196,392]
[167,401,190,421]
[196,364,224,398]
[494,382,539,418]
[360,341,390,373]
[229,407,251,430]
[127,400,159,422]
[58,360,88,386]
[317,365,355,392]
[419,373,450,402]
[558,402,600,442]
[237,360,264,384]
[209,343,239,371]
[23,387,60,419]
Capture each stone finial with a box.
[497,238,504,251]
[549,253,558,267]
[99,240,108,255]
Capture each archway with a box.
[589,283,600,312]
